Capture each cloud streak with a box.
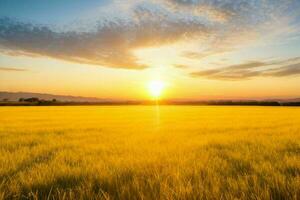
[0,67,27,72]
[191,58,300,80]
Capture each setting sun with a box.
[148,80,165,99]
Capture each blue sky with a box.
[0,0,110,24]
[0,0,300,99]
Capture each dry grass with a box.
[0,106,299,199]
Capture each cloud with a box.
[190,58,300,80]
[191,68,261,80]
[225,61,269,70]
[162,0,233,22]
[181,51,209,59]
[0,67,27,72]
[174,64,189,69]
[264,63,300,77]
[0,12,208,69]
[0,0,299,70]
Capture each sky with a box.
[0,0,300,100]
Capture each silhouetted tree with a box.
[24,97,39,102]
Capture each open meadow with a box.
[0,106,299,199]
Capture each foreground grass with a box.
[0,106,299,199]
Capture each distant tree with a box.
[24,97,39,102]
[282,102,300,106]
[52,99,57,102]
[2,98,9,102]
[19,98,24,102]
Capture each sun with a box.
[148,80,165,99]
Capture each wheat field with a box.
[0,106,299,199]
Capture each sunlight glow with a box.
[148,80,165,99]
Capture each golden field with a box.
[0,106,299,200]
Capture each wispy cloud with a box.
[0,67,28,72]
[181,51,209,60]
[174,64,189,69]
[264,63,300,77]
[191,58,300,80]
[225,61,269,70]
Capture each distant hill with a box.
[0,91,110,102]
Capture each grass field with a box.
[0,106,299,199]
